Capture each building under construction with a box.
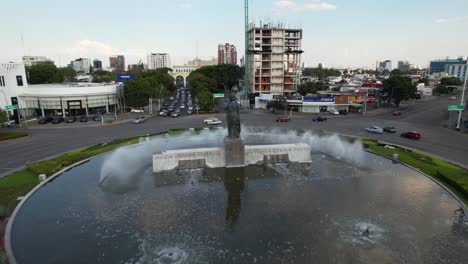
[248,22,303,95]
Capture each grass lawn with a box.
[0,132,28,142]
[364,140,468,206]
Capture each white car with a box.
[366,126,383,134]
[450,96,457,100]
[132,116,147,124]
[131,109,144,113]
[207,120,222,125]
[329,109,339,115]
[204,117,219,124]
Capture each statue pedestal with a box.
[224,137,245,168]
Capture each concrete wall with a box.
[245,143,311,165]
[153,147,225,172]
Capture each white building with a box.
[147,53,171,70]
[446,63,468,82]
[70,58,91,74]
[1,63,123,119]
[22,56,54,67]
[378,60,392,72]
[170,66,196,87]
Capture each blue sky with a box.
[1,0,467,68]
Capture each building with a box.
[397,61,411,72]
[128,63,145,72]
[148,53,171,70]
[170,65,196,87]
[248,23,303,95]
[188,57,217,68]
[70,58,91,74]
[218,43,237,65]
[109,55,125,72]
[0,63,123,120]
[93,59,102,70]
[446,63,468,82]
[378,60,392,72]
[22,56,54,67]
[429,57,467,75]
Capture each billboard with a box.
[303,96,334,103]
[117,74,135,82]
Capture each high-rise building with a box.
[218,43,237,65]
[446,63,468,82]
[188,57,217,68]
[93,59,102,70]
[397,61,411,72]
[248,23,303,95]
[429,57,466,75]
[147,53,171,70]
[69,58,91,74]
[22,56,54,67]
[378,60,392,72]
[109,55,125,72]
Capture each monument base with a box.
[224,137,245,168]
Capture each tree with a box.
[27,64,64,84]
[0,109,8,124]
[302,68,341,80]
[390,69,403,76]
[440,77,462,86]
[60,67,77,82]
[297,82,325,96]
[124,79,152,108]
[92,70,115,83]
[191,64,243,92]
[187,72,217,93]
[266,98,288,113]
[198,88,215,111]
[383,76,417,107]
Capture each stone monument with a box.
[224,95,245,167]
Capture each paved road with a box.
[1,96,467,177]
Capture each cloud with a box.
[435,18,448,24]
[274,1,336,11]
[434,16,468,24]
[177,0,192,9]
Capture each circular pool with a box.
[9,129,468,264]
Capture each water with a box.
[10,129,468,264]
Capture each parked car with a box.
[276,116,291,122]
[339,110,348,115]
[329,109,339,115]
[450,96,457,100]
[365,126,383,134]
[80,115,88,122]
[400,131,421,140]
[131,109,144,113]
[313,116,327,122]
[392,111,402,116]
[51,116,64,124]
[132,116,147,124]
[38,116,53,124]
[92,115,102,121]
[66,116,76,123]
[159,110,169,116]
[204,117,219,124]
[207,119,222,125]
[187,110,193,115]
[171,112,181,118]
[383,126,396,133]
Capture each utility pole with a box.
[244,0,249,107]
[456,61,468,129]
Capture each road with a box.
[1,96,467,177]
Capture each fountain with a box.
[153,95,311,172]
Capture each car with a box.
[2,120,15,127]
[159,110,169,116]
[450,96,457,100]
[383,126,396,133]
[329,109,339,115]
[80,115,88,122]
[51,116,64,124]
[313,116,327,122]
[187,110,193,115]
[66,116,76,123]
[132,116,147,124]
[276,116,291,122]
[392,111,402,116]
[207,120,222,125]
[92,115,102,121]
[204,117,219,124]
[180,105,185,109]
[365,126,383,134]
[171,112,181,118]
[401,131,421,140]
[339,110,348,115]
[38,116,53,124]
[131,109,144,113]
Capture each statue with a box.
[226,95,241,139]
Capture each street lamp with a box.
[456,61,468,130]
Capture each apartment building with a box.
[147,53,171,70]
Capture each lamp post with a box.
[456,61,468,130]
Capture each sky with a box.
[1,0,468,69]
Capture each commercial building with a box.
[93,59,103,70]
[148,53,171,70]
[378,60,392,72]
[218,43,237,65]
[446,63,468,82]
[429,57,466,74]
[109,55,125,72]
[69,58,91,74]
[188,57,217,68]
[397,61,411,72]
[22,56,54,67]
[1,63,123,120]
[248,23,303,95]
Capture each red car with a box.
[400,131,421,140]
[393,111,402,116]
[276,116,291,122]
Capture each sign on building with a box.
[117,74,135,82]
[303,96,335,103]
